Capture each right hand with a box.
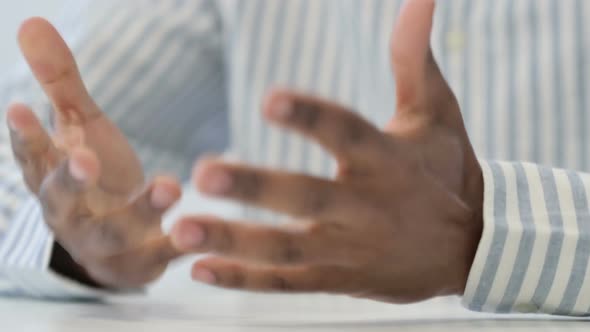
[6,18,183,288]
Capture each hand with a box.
[7,18,183,288]
[171,0,483,303]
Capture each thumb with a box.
[391,0,439,109]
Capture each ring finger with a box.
[191,257,356,294]
[171,216,353,266]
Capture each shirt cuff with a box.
[0,198,127,299]
[462,160,590,316]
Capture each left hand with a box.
[171,0,484,303]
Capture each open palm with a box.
[7,18,182,288]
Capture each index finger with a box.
[18,17,98,124]
[263,90,389,168]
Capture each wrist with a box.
[438,206,483,298]
[49,242,104,289]
[439,169,484,297]
[457,170,485,295]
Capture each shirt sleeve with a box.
[0,0,227,299]
[463,160,590,316]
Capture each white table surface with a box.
[1,186,589,332]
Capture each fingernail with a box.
[68,159,88,181]
[151,186,176,209]
[192,268,216,284]
[177,223,205,249]
[202,169,233,195]
[269,99,293,121]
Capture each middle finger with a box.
[193,159,379,221]
[171,216,352,265]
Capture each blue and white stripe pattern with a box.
[0,0,590,315]
[464,162,590,315]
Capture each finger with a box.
[263,89,389,166]
[191,257,354,293]
[7,103,60,193]
[171,216,349,265]
[391,0,439,109]
[124,175,182,221]
[18,17,98,124]
[39,147,100,230]
[193,159,379,221]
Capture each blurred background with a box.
[0,0,65,72]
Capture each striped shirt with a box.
[0,0,590,315]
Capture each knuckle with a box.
[226,266,245,288]
[216,223,236,253]
[337,164,372,178]
[232,171,264,200]
[292,101,321,129]
[342,116,367,145]
[41,65,74,86]
[337,115,379,150]
[270,275,294,292]
[300,186,330,215]
[276,234,303,264]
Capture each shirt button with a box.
[446,30,465,52]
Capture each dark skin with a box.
[8,0,483,303]
[171,0,484,303]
